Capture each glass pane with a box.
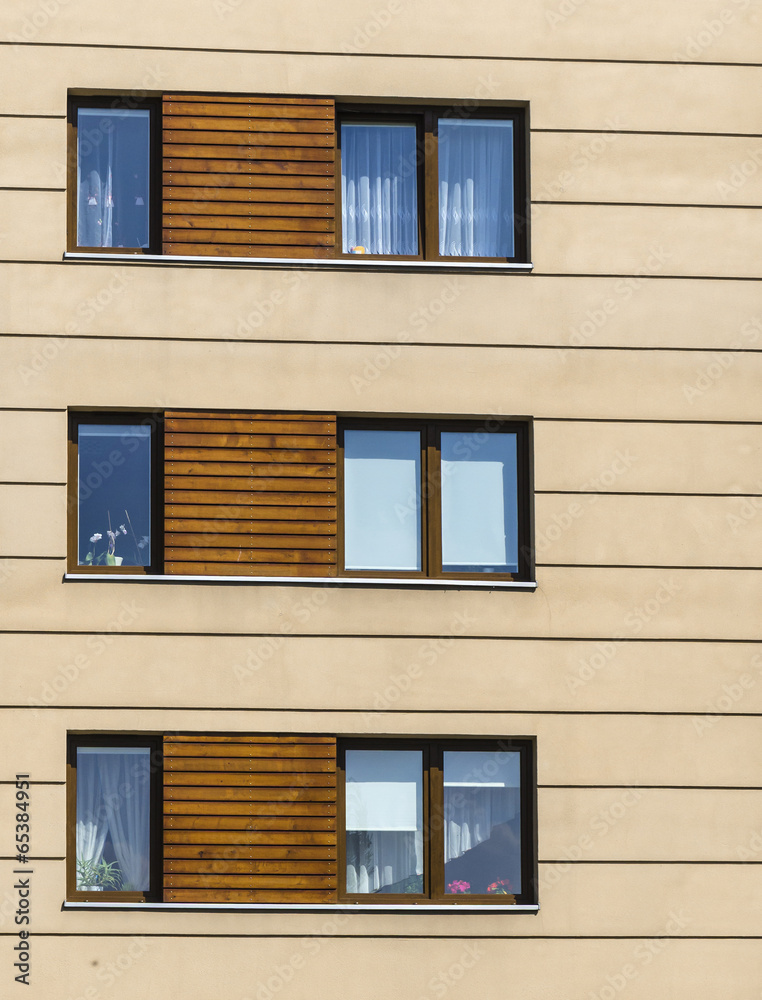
[440,431,518,573]
[443,750,522,896]
[345,750,423,894]
[438,118,514,257]
[341,123,418,255]
[344,430,421,571]
[75,747,151,891]
[78,424,151,566]
[77,108,150,248]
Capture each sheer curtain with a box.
[443,786,518,862]
[98,752,151,890]
[438,119,514,258]
[75,754,109,887]
[346,830,423,893]
[341,124,418,255]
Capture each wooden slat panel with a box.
[163,174,334,191]
[165,830,335,845]
[165,462,334,476]
[165,771,336,785]
[164,410,338,578]
[165,491,337,506]
[165,786,335,802]
[165,505,337,519]
[165,202,333,217]
[163,124,335,145]
[165,756,335,772]
[165,889,335,903]
[165,548,335,564]
[162,94,336,260]
[166,534,336,550]
[165,447,335,461]
[165,417,335,433]
[165,562,332,576]
[165,743,335,758]
[163,141,335,161]
[165,520,337,535]
[166,433,335,446]
[164,215,334,232]
[165,846,336,860]
[166,860,337,874]
[164,243,335,258]
[165,875,336,889]
[163,733,338,903]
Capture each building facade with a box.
[1,1,761,997]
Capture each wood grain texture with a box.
[162,94,337,258]
[164,411,338,577]
[162,734,338,902]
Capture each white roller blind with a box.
[443,750,521,788]
[345,750,422,832]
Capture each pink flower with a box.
[447,880,471,893]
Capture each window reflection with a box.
[77,424,151,566]
[77,108,150,248]
[443,750,522,896]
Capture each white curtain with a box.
[438,119,514,257]
[346,830,423,893]
[75,755,109,887]
[444,787,518,863]
[98,753,151,890]
[341,124,418,255]
[77,133,113,248]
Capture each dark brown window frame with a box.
[336,102,529,264]
[66,734,164,903]
[66,94,162,255]
[337,737,536,905]
[337,418,533,582]
[66,411,164,575]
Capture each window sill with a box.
[63,901,539,914]
[63,251,533,274]
[64,572,537,590]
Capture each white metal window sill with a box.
[63,251,533,273]
[64,573,537,590]
[63,901,539,914]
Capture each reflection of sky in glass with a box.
[344,430,421,570]
[78,425,151,566]
[77,108,150,248]
[441,432,518,572]
[443,749,522,894]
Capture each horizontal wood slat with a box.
[165,846,337,860]
[163,734,338,903]
[164,411,338,577]
[165,889,335,903]
[163,94,336,258]
[163,243,335,259]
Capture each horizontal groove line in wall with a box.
[536,491,762,498]
[536,563,762,570]
[1,632,760,646]
[0,186,65,193]
[1,40,761,70]
[532,200,762,210]
[533,128,762,139]
[2,932,760,941]
[0,704,759,718]
[5,332,762,355]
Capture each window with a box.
[339,105,527,262]
[66,736,162,901]
[339,420,531,580]
[67,412,162,573]
[340,739,535,903]
[67,96,159,253]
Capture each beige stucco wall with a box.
[1,1,760,996]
